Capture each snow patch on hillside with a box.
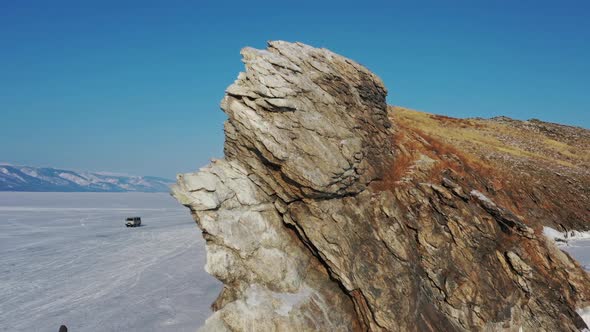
[0,165,173,192]
[59,172,91,186]
[543,226,590,244]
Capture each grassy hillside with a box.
[378,106,590,231]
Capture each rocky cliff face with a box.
[392,107,590,232]
[172,41,590,331]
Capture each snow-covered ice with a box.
[544,226,590,330]
[543,226,590,244]
[0,192,221,332]
[577,306,590,332]
[561,238,590,272]
[544,226,590,271]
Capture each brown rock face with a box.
[172,41,590,331]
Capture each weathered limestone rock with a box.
[174,159,360,331]
[221,41,392,201]
[172,41,590,331]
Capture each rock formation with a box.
[172,41,590,331]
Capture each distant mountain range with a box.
[0,164,173,192]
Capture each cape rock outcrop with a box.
[172,41,590,331]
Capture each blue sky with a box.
[1,1,589,178]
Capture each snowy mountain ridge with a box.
[0,164,172,192]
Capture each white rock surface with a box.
[172,159,358,331]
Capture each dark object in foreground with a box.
[59,325,67,332]
[125,216,141,227]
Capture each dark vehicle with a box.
[125,217,141,227]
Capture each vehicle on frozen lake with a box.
[125,217,141,227]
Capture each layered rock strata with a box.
[172,41,590,331]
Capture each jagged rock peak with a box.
[172,41,590,332]
[221,41,393,200]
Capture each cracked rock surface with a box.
[172,41,590,331]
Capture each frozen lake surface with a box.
[0,192,221,332]
[562,239,590,271]
[544,226,590,271]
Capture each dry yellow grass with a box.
[391,106,587,169]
